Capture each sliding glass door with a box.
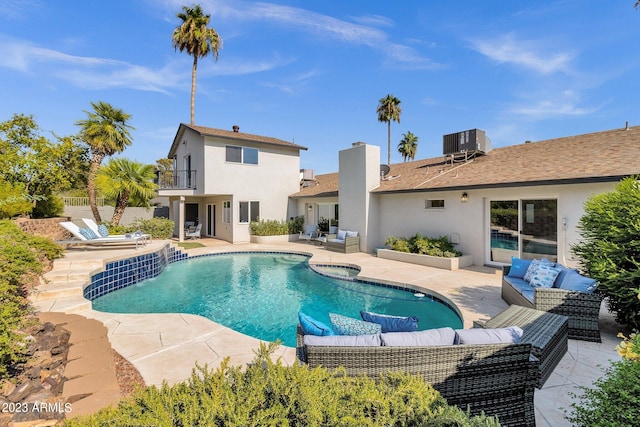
[489,199,557,263]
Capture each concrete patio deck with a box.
[32,238,621,426]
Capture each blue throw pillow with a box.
[360,311,419,333]
[97,224,109,237]
[298,312,333,336]
[507,257,532,279]
[329,313,381,336]
[557,271,598,293]
[523,258,554,283]
[78,227,97,240]
[529,264,561,288]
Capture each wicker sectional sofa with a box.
[297,326,537,427]
[324,230,360,253]
[502,262,603,342]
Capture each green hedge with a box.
[0,220,63,379]
[385,233,463,258]
[249,216,304,236]
[107,217,175,239]
[64,342,500,426]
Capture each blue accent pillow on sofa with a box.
[529,264,561,288]
[507,257,532,279]
[329,313,381,335]
[360,311,419,332]
[523,258,554,283]
[557,271,598,293]
[298,312,333,336]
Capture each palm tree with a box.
[376,94,402,165]
[95,158,157,226]
[397,131,418,162]
[76,101,134,223]
[172,4,222,126]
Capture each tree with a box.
[397,131,418,162]
[0,114,87,218]
[172,4,222,126]
[376,94,402,165]
[76,101,134,224]
[95,158,157,226]
[571,176,640,331]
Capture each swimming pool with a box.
[91,252,462,347]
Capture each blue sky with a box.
[2,0,640,174]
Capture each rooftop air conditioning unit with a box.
[301,169,315,181]
[443,129,492,156]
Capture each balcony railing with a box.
[156,170,197,190]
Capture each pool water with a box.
[92,253,462,347]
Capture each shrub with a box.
[571,176,640,331]
[105,217,174,239]
[385,233,463,257]
[64,342,499,426]
[567,358,640,426]
[0,219,62,378]
[249,216,304,236]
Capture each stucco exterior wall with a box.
[338,143,380,252]
[375,181,616,267]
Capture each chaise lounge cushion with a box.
[455,326,523,345]
[78,227,99,240]
[97,224,110,237]
[380,327,456,347]
[329,313,381,336]
[360,311,419,332]
[303,334,381,347]
[299,312,333,336]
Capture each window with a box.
[425,199,445,209]
[226,145,258,165]
[239,201,260,223]
[223,201,231,224]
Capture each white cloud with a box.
[510,90,597,120]
[470,33,574,74]
[212,0,441,69]
[0,35,291,92]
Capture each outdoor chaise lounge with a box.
[58,221,148,249]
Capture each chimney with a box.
[625,121,629,130]
[232,125,240,132]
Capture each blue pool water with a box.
[92,252,462,347]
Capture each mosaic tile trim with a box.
[84,244,188,300]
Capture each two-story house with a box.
[158,124,307,242]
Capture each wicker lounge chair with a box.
[297,327,537,427]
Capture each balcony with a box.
[156,170,197,190]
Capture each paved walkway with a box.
[32,238,621,426]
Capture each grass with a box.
[177,241,205,249]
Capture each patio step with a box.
[32,295,92,314]
[31,280,85,301]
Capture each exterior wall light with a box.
[460,192,469,203]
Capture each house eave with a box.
[371,175,633,195]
